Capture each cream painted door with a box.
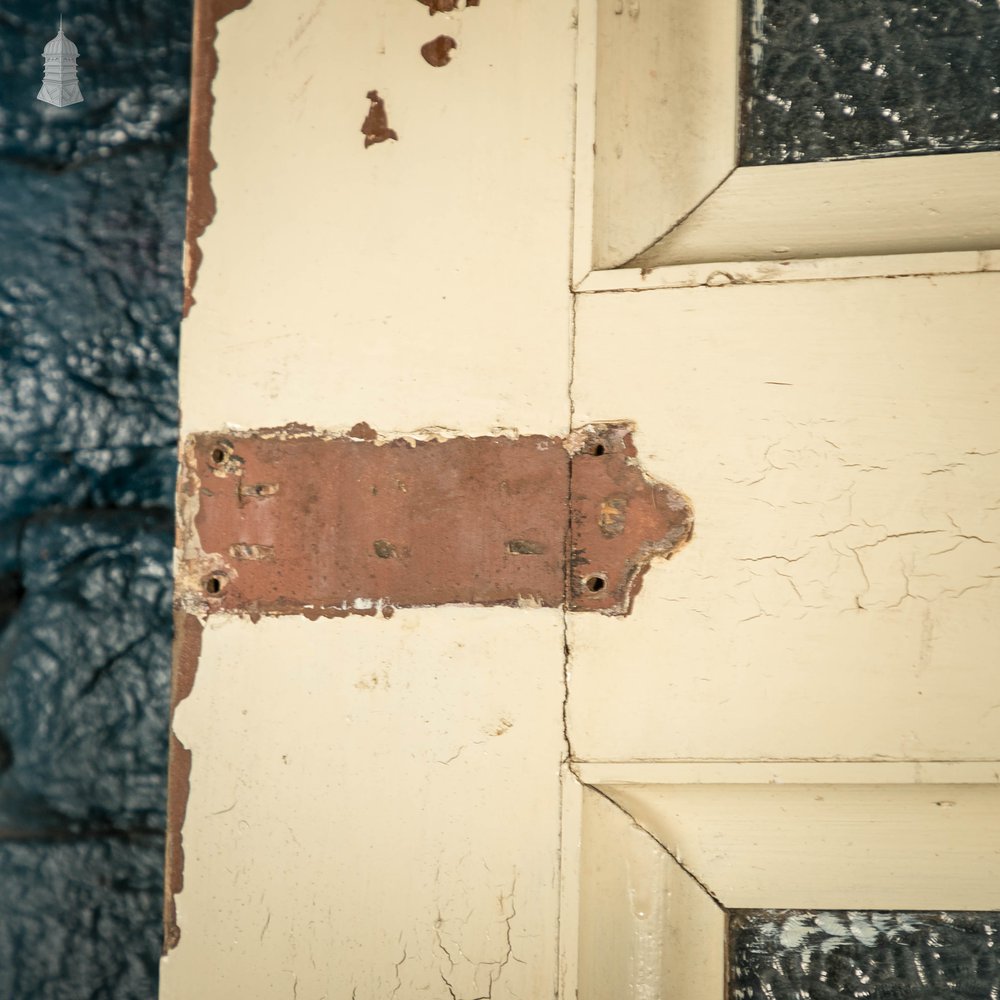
[159,1,1000,998]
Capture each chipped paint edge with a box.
[183,0,253,317]
[162,611,203,954]
[208,420,557,448]
[613,449,695,617]
[175,432,231,620]
[166,0,256,944]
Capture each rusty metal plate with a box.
[177,422,692,618]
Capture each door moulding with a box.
[572,0,1000,292]
[562,762,1000,1000]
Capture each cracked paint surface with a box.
[159,612,564,999]
[569,273,1000,762]
[433,875,519,1000]
[726,427,1000,617]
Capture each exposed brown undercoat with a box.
[183,0,253,317]
[178,423,693,619]
[362,90,399,147]
[421,35,458,67]
[162,613,203,954]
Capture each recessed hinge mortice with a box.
[177,422,693,618]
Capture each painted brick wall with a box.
[0,3,191,995]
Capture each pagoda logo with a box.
[37,17,84,108]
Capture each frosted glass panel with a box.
[740,0,1000,165]
[730,910,1000,999]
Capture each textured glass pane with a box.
[730,910,1000,999]
[740,0,1000,165]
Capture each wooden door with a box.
[160,2,1000,998]
[564,3,1000,996]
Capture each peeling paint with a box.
[348,421,378,441]
[418,0,459,13]
[176,422,693,619]
[361,90,398,148]
[421,35,457,68]
[417,0,480,13]
[162,612,203,954]
[183,0,254,317]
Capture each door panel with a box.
[569,273,1000,762]
[575,0,1000,282]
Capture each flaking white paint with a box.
[160,610,565,999]
[180,0,576,439]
